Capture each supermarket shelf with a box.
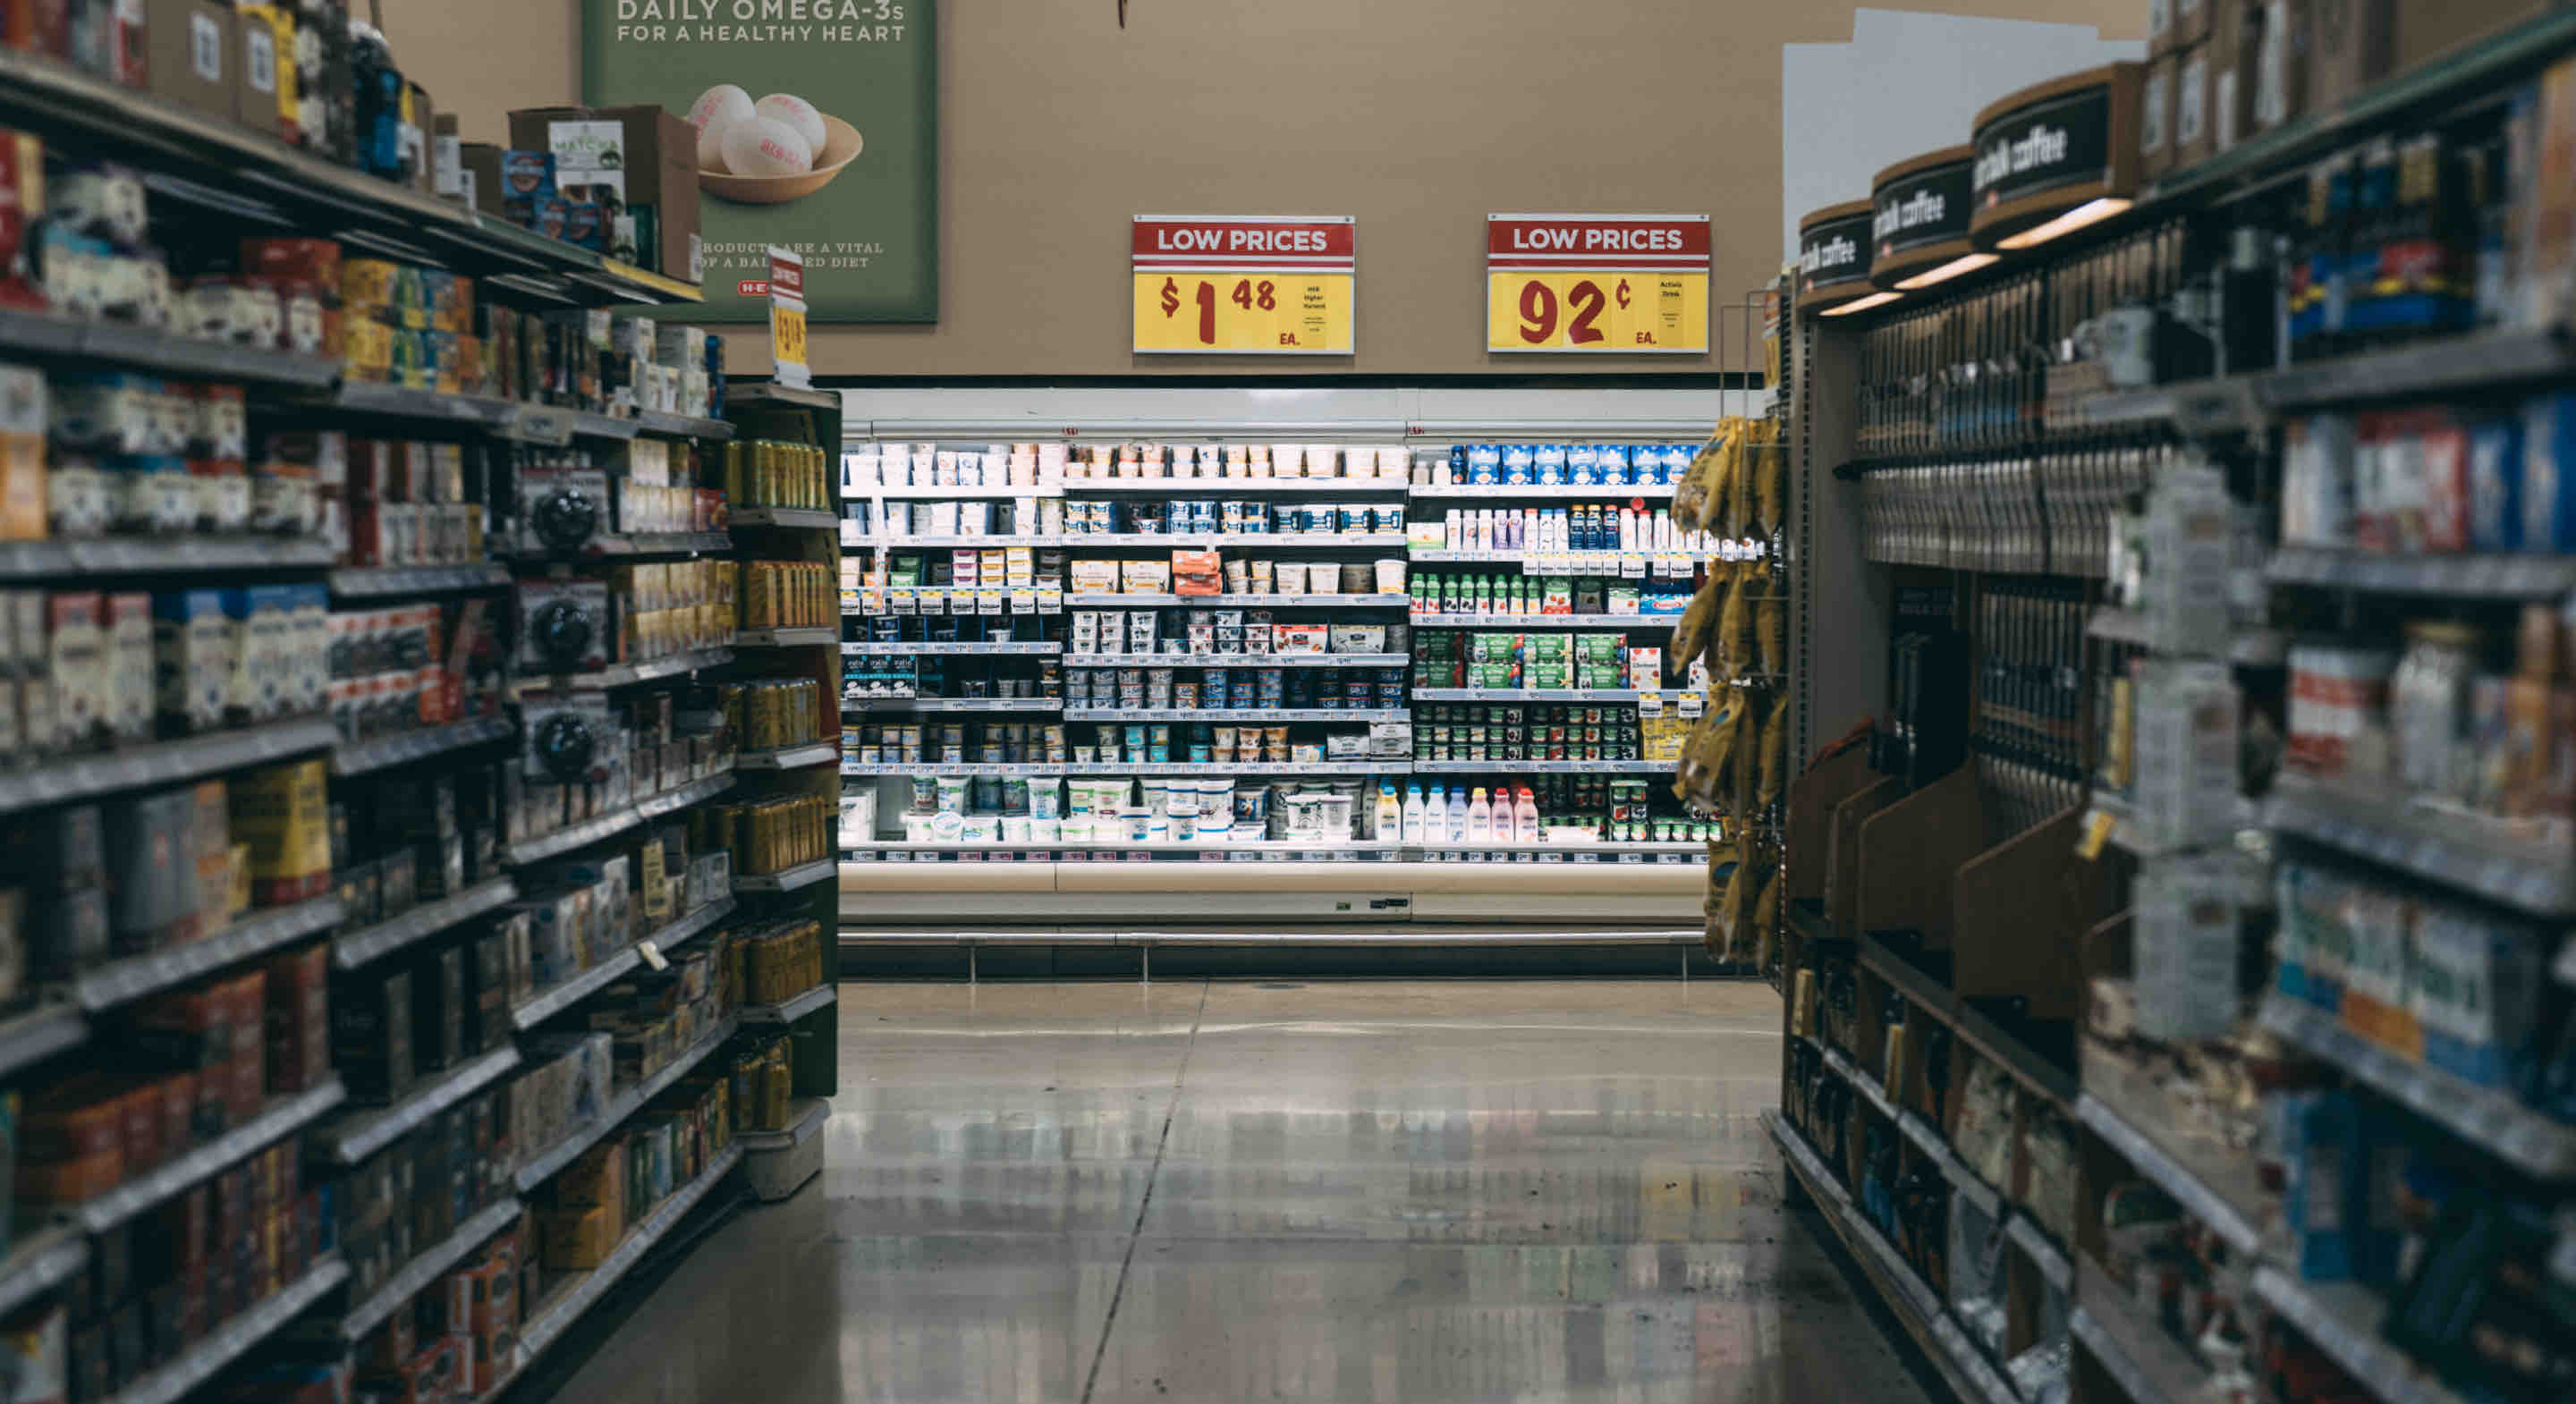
[1059,532,1222,546]
[320,1045,523,1164]
[1413,841,1708,859]
[2258,994,2576,1180]
[1408,548,1668,565]
[642,897,739,957]
[515,1017,741,1192]
[515,1141,744,1370]
[1063,707,1407,723]
[0,1228,87,1324]
[334,877,520,970]
[856,482,1062,499]
[734,741,840,771]
[2070,1300,2200,1404]
[105,1256,349,1404]
[843,761,1062,777]
[1411,759,1672,774]
[733,626,839,647]
[326,384,509,427]
[843,696,1063,714]
[1056,760,1403,777]
[327,562,513,598]
[1070,653,1411,668]
[0,535,338,580]
[497,770,736,867]
[584,531,733,558]
[2266,774,2576,917]
[843,640,1059,656]
[2267,547,2576,599]
[0,716,338,819]
[337,1200,524,1341]
[557,409,640,444]
[511,952,641,1030]
[1821,1042,2006,1219]
[2253,1267,2479,1404]
[0,306,340,385]
[2261,329,2574,411]
[734,858,837,894]
[72,895,344,1013]
[1208,533,1411,549]
[2006,1214,2074,1295]
[1412,688,1644,702]
[1121,927,1703,948]
[1767,1112,2021,1404]
[331,715,515,776]
[1410,482,1678,498]
[738,1098,831,1152]
[0,1003,84,1082]
[71,1079,348,1234]
[1061,476,1411,492]
[849,840,1409,858]
[635,410,736,442]
[729,506,834,529]
[1858,934,2081,1108]
[852,534,1063,548]
[2076,1092,2265,1255]
[523,646,737,690]
[741,984,837,1025]
[1063,592,1411,607]
[1410,613,1681,629]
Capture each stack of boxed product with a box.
[441,106,699,280]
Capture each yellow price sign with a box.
[769,303,808,369]
[1132,216,1355,356]
[1486,215,1710,354]
[1131,272,1352,354]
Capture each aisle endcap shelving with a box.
[0,1003,86,1084]
[72,1078,348,1234]
[330,715,516,778]
[733,858,837,895]
[0,536,338,581]
[320,1045,525,1165]
[2265,773,2575,916]
[733,627,839,648]
[0,716,339,821]
[72,894,344,1013]
[333,878,521,970]
[513,1140,744,1373]
[513,1016,740,1193]
[496,769,737,867]
[738,1098,831,1152]
[2257,994,2576,1180]
[337,1200,525,1343]
[0,1227,87,1326]
[327,563,514,599]
[104,1256,349,1404]
[734,742,842,772]
[741,984,837,1025]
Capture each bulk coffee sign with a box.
[1968,63,2140,251]
[1867,146,1975,290]
[1796,200,1874,309]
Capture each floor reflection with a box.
[543,980,1928,1404]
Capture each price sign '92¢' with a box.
[1131,216,1354,355]
[1487,215,1710,355]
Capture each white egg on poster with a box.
[753,95,827,155]
[720,118,815,178]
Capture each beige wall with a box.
[396,0,2145,377]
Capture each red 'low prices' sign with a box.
[1132,216,1356,355]
[1487,214,1711,353]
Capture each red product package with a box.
[0,2,66,59]
[2419,410,2472,553]
[262,943,330,1093]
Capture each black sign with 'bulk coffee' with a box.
[1972,86,2113,210]
[1798,207,1873,297]
[1873,159,1971,260]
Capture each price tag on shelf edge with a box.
[1133,216,1355,355]
[766,246,811,389]
[1487,215,1709,354]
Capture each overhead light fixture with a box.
[1894,252,1999,290]
[1819,291,1902,317]
[1995,198,2135,250]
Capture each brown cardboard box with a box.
[2256,0,2309,130]
[459,143,505,217]
[2140,51,2178,180]
[2306,0,2394,111]
[507,106,700,281]
[233,3,294,141]
[145,0,233,121]
[2176,42,2215,166]
[2209,0,2256,152]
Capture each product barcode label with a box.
[191,13,222,80]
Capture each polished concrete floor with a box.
[545,980,1932,1404]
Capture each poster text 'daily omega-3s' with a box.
[587,0,936,323]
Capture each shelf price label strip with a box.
[1486,215,1710,355]
[1132,216,1355,356]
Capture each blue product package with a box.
[1501,444,1537,484]
[2521,393,2576,551]
[2469,414,2522,552]
[1663,444,1694,483]
[1569,449,1601,486]
[1546,444,1579,485]
[2278,1089,2366,1281]
[1448,445,1468,481]
[1593,444,1626,485]
[1467,444,1502,484]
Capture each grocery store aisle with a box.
[543,980,1932,1404]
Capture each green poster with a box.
[584,1,936,323]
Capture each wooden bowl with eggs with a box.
[689,88,864,206]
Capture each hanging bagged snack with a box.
[1746,859,1780,962]
[1749,425,1785,536]
[1672,572,1722,674]
[1674,419,1733,528]
[1673,690,1741,809]
[1756,691,1789,808]
[1716,562,1751,674]
[1755,595,1785,678]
